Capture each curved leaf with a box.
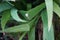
[11,8,27,22]
[1,9,11,32]
[19,10,27,20]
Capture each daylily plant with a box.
[0,0,60,40]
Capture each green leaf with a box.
[11,8,27,22]
[1,9,11,32]
[4,24,30,32]
[20,3,45,20]
[19,32,27,40]
[19,15,39,40]
[28,14,39,28]
[19,10,27,20]
[53,2,60,17]
[41,10,48,40]
[28,16,39,40]
[45,0,53,31]
[41,10,54,40]
[28,27,35,40]
[0,2,12,12]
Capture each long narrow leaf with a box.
[45,0,53,31]
[19,32,27,40]
[28,15,39,40]
[28,27,35,40]
[1,9,11,32]
[4,24,30,32]
[41,10,54,40]
[20,3,45,20]
[19,16,39,40]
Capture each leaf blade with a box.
[20,3,45,20]
[4,24,30,32]
[1,9,11,32]
[28,27,35,40]
[0,2,12,12]
[11,8,27,22]
[45,0,53,31]
[53,2,60,17]
[41,10,54,40]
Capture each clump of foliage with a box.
[0,0,60,40]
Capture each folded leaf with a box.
[45,0,53,31]
[19,10,27,20]
[11,8,27,22]
[41,10,54,40]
